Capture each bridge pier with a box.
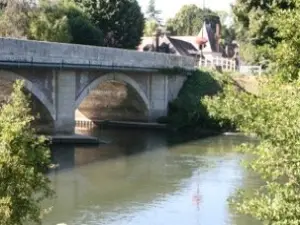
[148,74,169,121]
[54,71,76,134]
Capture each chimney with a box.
[155,33,159,52]
[215,23,220,52]
[154,27,162,52]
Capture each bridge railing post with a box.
[227,59,230,71]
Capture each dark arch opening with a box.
[0,79,54,134]
[76,81,149,123]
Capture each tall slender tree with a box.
[146,0,161,24]
[166,4,220,36]
[143,19,158,36]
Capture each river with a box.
[42,128,261,225]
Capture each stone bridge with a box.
[0,38,195,134]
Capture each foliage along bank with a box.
[200,0,300,223]
[202,74,300,224]
[160,69,234,135]
[0,80,53,225]
[171,65,300,224]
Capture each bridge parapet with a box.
[0,38,195,71]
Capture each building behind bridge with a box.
[138,22,239,69]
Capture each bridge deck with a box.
[0,38,195,71]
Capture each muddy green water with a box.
[42,128,260,225]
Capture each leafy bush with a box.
[203,77,300,224]
[167,69,233,131]
[0,80,53,225]
[28,5,72,43]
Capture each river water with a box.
[42,128,260,225]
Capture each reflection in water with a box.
[43,128,260,225]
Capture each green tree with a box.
[143,19,158,36]
[233,0,300,78]
[28,3,72,43]
[0,1,7,11]
[0,0,32,38]
[0,80,53,225]
[232,0,295,65]
[166,69,231,132]
[216,11,236,44]
[221,26,236,45]
[166,4,220,36]
[28,0,103,45]
[216,11,229,27]
[66,3,103,46]
[75,0,144,49]
[146,0,161,24]
[271,2,300,80]
[202,76,300,224]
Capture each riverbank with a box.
[163,69,259,133]
[93,120,167,129]
[164,69,230,132]
[77,119,223,139]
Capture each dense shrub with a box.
[167,69,233,132]
[0,80,53,225]
[203,77,300,224]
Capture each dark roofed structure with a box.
[138,21,238,62]
[139,35,200,58]
[204,24,218,52]
[196,22,223,60]
[167,36,199,56]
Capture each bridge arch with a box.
[0,70,55,120]
[75,72,150,111]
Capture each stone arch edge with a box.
[0,70,55,120]
[75,72,151,111]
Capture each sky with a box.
[138,0,235,21]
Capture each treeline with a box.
[0,0,144,49]
[144,1,236,46]
[233,0,299,79]
[0,0,237,49]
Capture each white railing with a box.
[239,65,262,76]
[198,57,236,72]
